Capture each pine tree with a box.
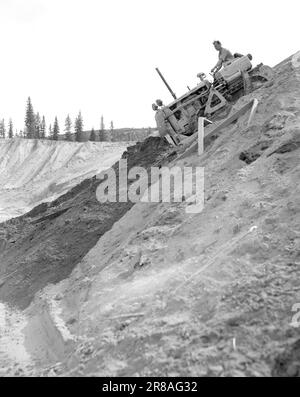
[8,119,14,138]
[75,112,83,142]
[64,114,72,141]
[0,119,5,138]
[99,115,105,141]
[108,120,114,142]
[53,117,60,141]
[49,124,53,139]
[25,97,36,138]
[35,112,41,139]
[90,128,96,141]
[40,116,46,139]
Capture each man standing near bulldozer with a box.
[152,103,180,145]
[211,40,234,74]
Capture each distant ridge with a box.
[59,127,157,142]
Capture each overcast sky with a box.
[0,0,299,132]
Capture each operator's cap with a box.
[197,72,206,80]
[156,99,163,106]
[213,40,221,45]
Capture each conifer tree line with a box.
[0,97,113,142]
[23,97,86,142]
[0,118,14,139]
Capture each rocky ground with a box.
[0,53,299,377]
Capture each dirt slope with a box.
[25,53,299,377]
[0,138,170,309]
[0,53,300,377]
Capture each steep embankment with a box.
[0,138,171,310]
[19,53,299,377]
[0,139,129,222]
[0,53,300,377]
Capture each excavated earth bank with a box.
[0,137,170,309]
[0,139,129,223]
[0,53,300,377]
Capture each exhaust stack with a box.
[155,68,177,100]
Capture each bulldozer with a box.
[155,56,274,138]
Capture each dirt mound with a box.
[0,137,170,309]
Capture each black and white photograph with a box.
[0,0,299,382]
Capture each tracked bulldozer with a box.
[155,56,274,137]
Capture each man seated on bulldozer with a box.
[211,40,234,74]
